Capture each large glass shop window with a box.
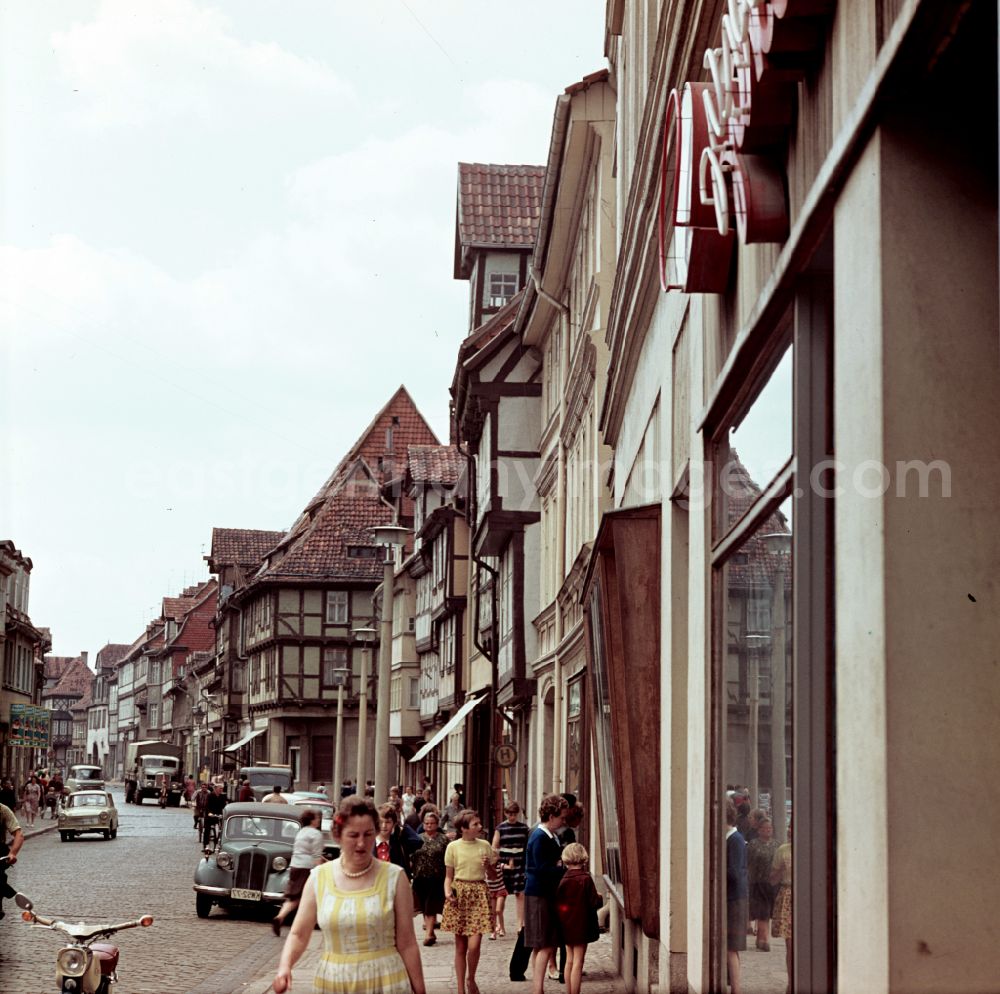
[712,341,795,994]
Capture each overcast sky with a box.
[1,0,605,658]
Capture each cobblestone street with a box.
[0,788,800,994]
[2,787,285,994]
[2,787,631,994]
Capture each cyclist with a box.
[193,781,211,833]
[201,782,227,848]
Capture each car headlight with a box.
[99,811,109,822]
[272,857,288,872]
[216,852,233,870]
[57,947,90,977]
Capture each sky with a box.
[1,0,607,658]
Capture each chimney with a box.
[81,651,89,667]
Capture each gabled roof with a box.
[165,580,218,655]
[162,580,214,622]
[72,688,94,713]
[454,163,545,278]
[95,644,131,671]
[42,657,93,700]
[724,453,792,590]
[257,460,393,582]
[407,445,465,488]
[208,528,285,569]
[269,387,438,564]
[44,656,79,682]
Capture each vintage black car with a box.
[192,802,300,919]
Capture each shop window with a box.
[565,675,587,846]
[705,271,834,992]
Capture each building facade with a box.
[87,644,129,775]
[586,2,999,993]
[221,388,438,788]
[0,542,49,783]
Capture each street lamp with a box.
[744,633,771,809]
[352,627,377,793]
[372,524,410,803]
[331,665,352,795]
[761,531,791,842]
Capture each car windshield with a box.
[69,795,107,807]
[245,771,291,788]
[141,758,178,770]
[225,816,298,842]
[73,769,102,780]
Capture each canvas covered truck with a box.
[125,740,185,805]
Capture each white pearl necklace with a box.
[340,858,374,879]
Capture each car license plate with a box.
[231,888,261,901]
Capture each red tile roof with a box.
[454,163,545,277]
[407,445,465,487]
[72,688,94,713]
[95,643,131,670]
[724,453,792,590]
[44,656,80,682]
[273,387,438,562]
[42,657,93,700]
[209,528,285,568]
[259,460,393,582]
[162,580,214,622]
[169,580,218,654]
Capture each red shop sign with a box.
[658,0,834,294]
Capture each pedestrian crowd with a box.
[270,784,605,994]
[724,785,792,994]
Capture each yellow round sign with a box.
[494,744,517,768]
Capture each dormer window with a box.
[488,272,518,308]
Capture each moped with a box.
[16,892,153,993]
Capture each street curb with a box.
[23,821,59,840]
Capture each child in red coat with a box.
[555,843,603,994]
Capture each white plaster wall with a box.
[498,394,541,451]
[522,522,541,666]
[614,293,686,508]
[833,134,890,994]
[685,295,711,992]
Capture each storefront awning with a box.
[409,694,487,764]
[223,728,266,753]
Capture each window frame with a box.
[326,590,350,625]
[703,272,834,993]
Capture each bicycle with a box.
[201,814,221,850]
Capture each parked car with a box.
[193,802,300,919]
[65,764,105,794]
[58,790,118,841]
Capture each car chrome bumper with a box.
[192,884,284,901]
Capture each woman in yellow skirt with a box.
[442,809,494,994]
[770,831,793,993]
[272,796,426,994]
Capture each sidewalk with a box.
[20,817,58,840]
[244,924,625,994]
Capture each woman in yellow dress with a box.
[272,796,426,994]
[442,809,494,994]
[770,825,792,993]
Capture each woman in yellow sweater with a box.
[442,809,495,994]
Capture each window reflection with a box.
[728,347,792,496]
[720,472,792,991]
